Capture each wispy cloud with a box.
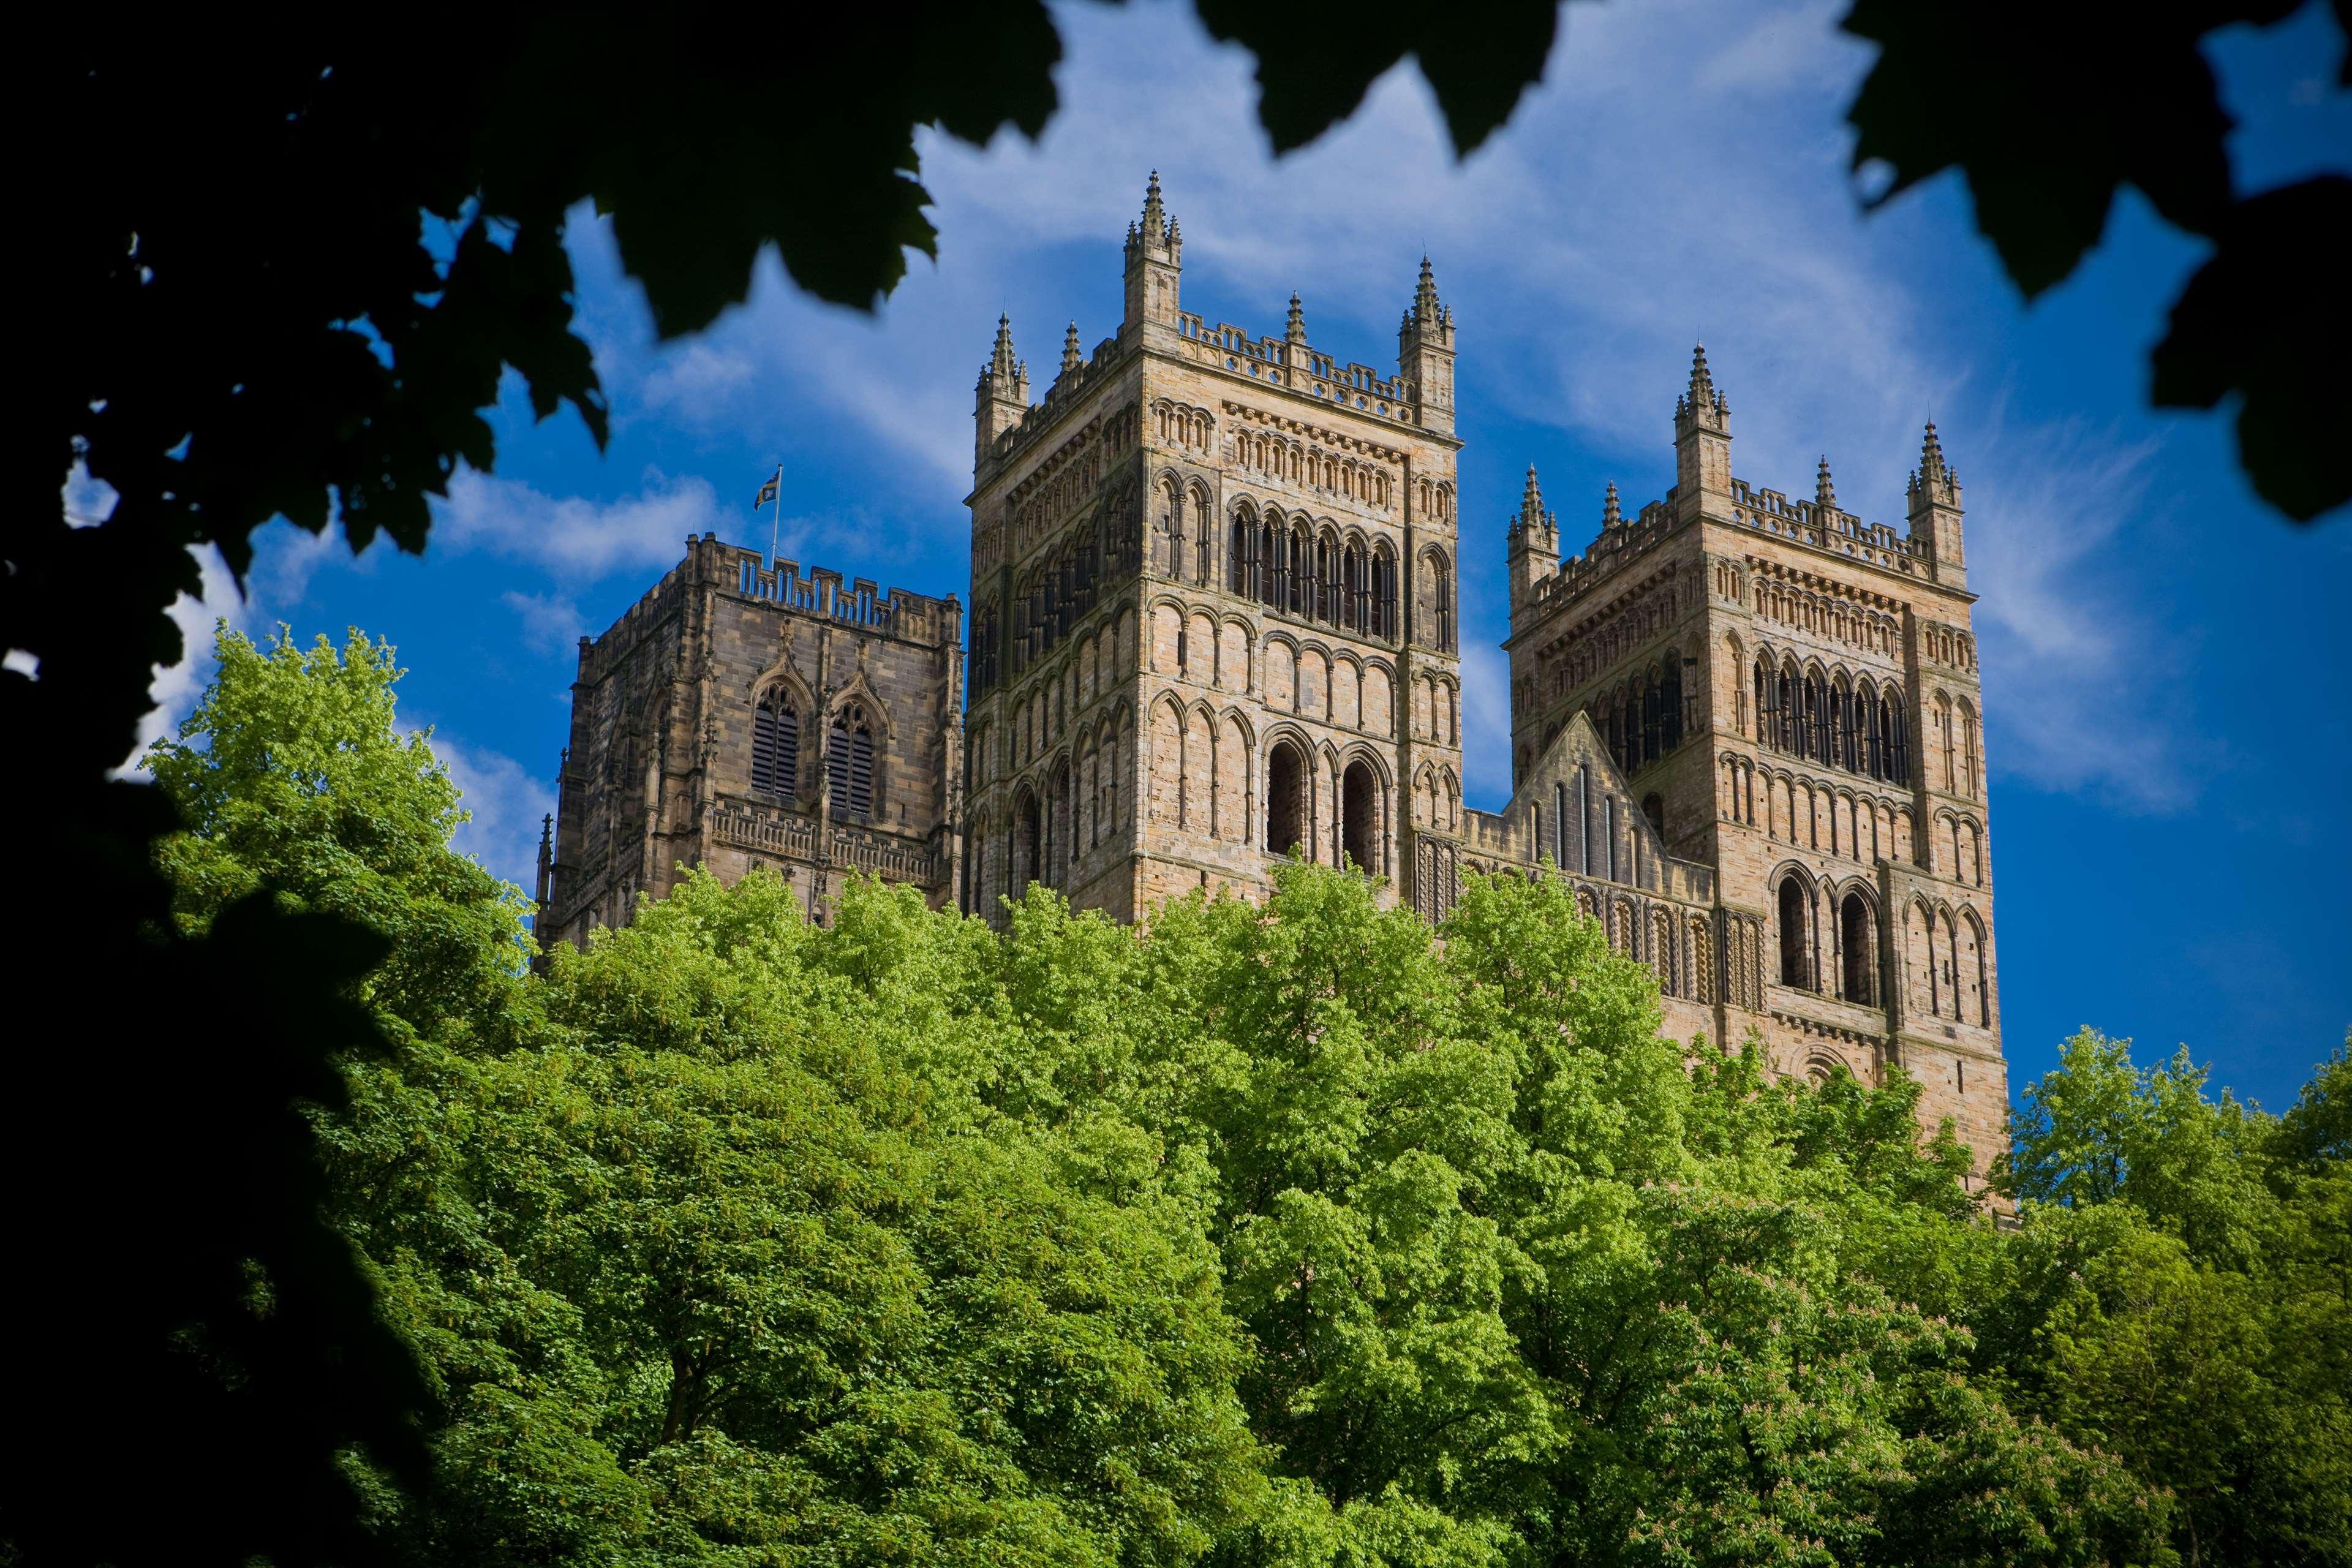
[429,729,557,891]
[538,0,2180,817]
[1959,414,2195,812]
[433,466,725,581]
[501,590,586,657]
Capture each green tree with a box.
[20,13,2346,1560]
[1998,1030,2352,1566]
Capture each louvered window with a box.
[829,704,875,820]
[752,695,799,796]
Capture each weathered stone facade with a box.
[535,537,963,945]
[1479,350,2005,1185]
[961,175,1465,922]
[538,177,2007,1183]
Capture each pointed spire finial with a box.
[1060,320,1082,377]
[1286,292,1305,341]
[1413,254,1442,322]
[1602,480,1622,529]
[1687,341,1715,405]
[1815,455,1837,510]
[1140,170,1168,241]
[1521,463,1545,521]
[1920,420,1947,479]
[990,313,1019,380]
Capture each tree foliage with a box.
[122,630,2352,1566]
[15,14,2350,1562]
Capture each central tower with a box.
[962,175,1466,921]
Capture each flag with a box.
[755,473,779,510]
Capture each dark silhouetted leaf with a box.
[1842,2,2302,296]
[1195,0,1558,156]
[2153,176,2352,522]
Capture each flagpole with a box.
[767,463,783,565]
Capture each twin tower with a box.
[960,175,2003,1175]
[540,175,2007,1183]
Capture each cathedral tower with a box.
[1487,351,2004,1188]
[962,176,1466,921]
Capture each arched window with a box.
[1840,892,1874,1005]
[1777,876,1812,990]
[1192,488,1215,584]
[1157,479,1185,578]
[1662,654,1683,752]
[1320,535,1343,626]
[1886,693,1910,783]
[1642,672,1663,764]
[1265,740,1305,856]
[1430,552,1455,651]
[828,703,875,820]
[1781,658,1802,753]
[1261,513,1285,611]
[1373,545,1398,641]
[1014,787,1041,892]
[1553,780,1568,868]
[1341,760,1378,872]
[1290,527,1313,616]
[1229,511,1256,597]
[1642,791,1665,839]
[752,690,800,797]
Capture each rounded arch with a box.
[1773,864,1818,992]
[1340,755,1384,875]
[1263,731,1310,858]
[1836,882,1879,1006]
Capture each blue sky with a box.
[97,0,2348,1111]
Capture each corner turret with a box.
[1673,342,1732,520]
[974,314,1030,473]
[1507,464,1559,611]
[1122,171,1183,342]
[1905,421,1966,587]
[1398,256,1456,438]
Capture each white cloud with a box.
[432,466,726,581]
[540,0,2179,815]
[123,544,252,774]
[502,589,587,657]
[428,730,557,892]
[1959,414,2196,812]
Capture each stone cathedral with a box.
[537,176,2006,1177]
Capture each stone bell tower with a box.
[960,175,1467,922]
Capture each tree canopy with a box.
[13,13,2348,1561]
[43,625,2343,1567]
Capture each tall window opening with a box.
[752,692,799,797]
[1662,655,1684,751]
[1341,760,1377,872]
[829,703,875,820]
[1015,789,1041,891]
[1553,780,1568,867]
[1431,554,1456,651]
[1642,792,1665,839]
[1266,741,1305,856]
[1839,892,1874,1006]
[1777,876,1812,990]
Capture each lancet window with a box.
[827,703,876,821]
[751,690,800,797]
